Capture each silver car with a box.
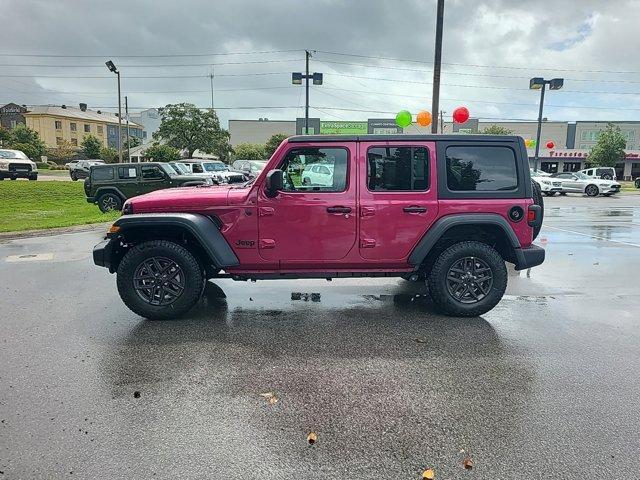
[551,172,621,197]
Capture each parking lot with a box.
[1,193,639,479]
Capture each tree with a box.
[144,144,181,162]
[588,123,626,168]
[81,134,102,159]
[153,103,231,159]
[264,133,289,158]
[481,125,514,135]
[6,124,46,159]
[233,143,266,160]
[47,140,76,163]
[99,146,118,163]
[124,136,141,149]
[0,127,10,147]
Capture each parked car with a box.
[635,177,640,189]
[0,149,38,180]
[232,159,268,178]
[84,162,214,212]
[301,163,335,187]
[181,159,246,184]
[70,159,105,181]
[550,171,621,196]
[531,170,563,196]
[170,162,191,175]
[93,134,545,320]
[578,167,616,180]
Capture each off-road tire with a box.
[427,241,507,317]
[585,184,599,197]
[601,174,613,180]
[117,240,205,320]
[531,180,544,241]
[97,192,123,213]
[635,178,640,189]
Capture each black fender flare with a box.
[111,213,240,268]
[94,186,127,202]
[408,213,522,266]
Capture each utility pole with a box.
[305,50,310,134]
[533,83,545,172]
[125,96,130,162]
[439,110,445,134]
[431,0,445,134]
[209,66,215,110]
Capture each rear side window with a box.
[367,146,429,191]
[446,146,518,191]
[92,167,114,181]
[118,167,137,179]
[141,165,164,180]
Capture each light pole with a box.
[105,60,123,163]
[431,0,445,134]
[530,77,563,171]
[292,51,323,134]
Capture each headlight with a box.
[0,161,8,168]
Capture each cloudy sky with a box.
[1,0,639,127]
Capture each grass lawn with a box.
[0,180,119,233]
[619,181,638,192]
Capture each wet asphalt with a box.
[1,194,640,479]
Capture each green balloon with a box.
[395,110,412,128]
[530,140,537,147]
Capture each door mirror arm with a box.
[265,169,284,198]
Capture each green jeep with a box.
[85,162,214,212]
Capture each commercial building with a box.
[23,104,144,150]
[228,118,640,179]
[129,108,161,144]
[0,103,27,131]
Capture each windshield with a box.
[160,163,180,176]
[172,162,190,174]
[203,162,228,172]
[250,160,267,170]
[0,150,29,160]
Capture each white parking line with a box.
[545,225,640,248]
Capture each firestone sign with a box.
[547,149,640,159]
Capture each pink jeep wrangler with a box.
[94,135,544,319]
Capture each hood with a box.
[173,174,213,183]
[126,184,233,213]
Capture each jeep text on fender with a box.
[93,134,544,320]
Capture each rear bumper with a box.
[93,238,114,271]
[513,245,545,270]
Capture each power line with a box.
[0,72,289,79]
[0,58,304,68]
[0,49,304,58]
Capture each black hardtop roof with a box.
[93,162,160,168]
[287,134,521,143]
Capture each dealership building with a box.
[229,118,640,180]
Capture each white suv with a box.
[0,149,38,181]
[578,167,616,180]
[181,160,246,184]
[531,170,563,196]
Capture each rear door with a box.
[358,141,438,261]
[138,164,167,195]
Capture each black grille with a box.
[9,163,32,172]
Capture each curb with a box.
[0,222,110,241]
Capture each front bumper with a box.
[601,184,621,194]
[0,168,37,179]
[513,245,545,270]
[93,238,114,271]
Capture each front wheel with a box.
[634,178,640,189]
[427,241,508,317]
[71,173,78,181]
[585,184,599,197]
[116,240,205,320]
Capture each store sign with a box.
[319,121,368,134]
[546,149,640,159]
[1,105,23,114]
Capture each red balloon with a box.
[546,140,555,149]
[452,106,469,124]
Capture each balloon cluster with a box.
[525,139,555,149]
[395,106,470,128]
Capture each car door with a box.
[358,142,438,261]
[116,164,140,198]
[257,143,357,267]
[138,164,168,195]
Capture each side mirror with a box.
[265,169,284,197]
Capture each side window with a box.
[192,164,204,173]
[280,147,348,192]
[92,167,114,181]
[141,165,164,180]
[118,166,138,179]
[446,146,518,191]
[367,146,429,191]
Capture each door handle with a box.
[403,206,427,213]
[327,206,352,214]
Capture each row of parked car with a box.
[531,167,622,197]
[82,159,268,212]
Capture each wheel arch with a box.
[408,214,522,273]
[106,213,239,275]
[94,187,127,202]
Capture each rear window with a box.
[367,146,429,191]
[446,146,518,191]
[118,166,137,179]
[92,166,114,181]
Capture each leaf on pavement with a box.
[422,468,435,479]
[307,432,317,445]
[415,337,427,344]
[259,392,278,405]
[463,457,473,470]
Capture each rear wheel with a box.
[585,184,599,197]
[531,180,544,241]
[635,178,640,189]
[97,192,123,212]
[71,172,78,181]
[427,241,507,317]
[116,240,205,320]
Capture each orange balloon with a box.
[416,110,432,127]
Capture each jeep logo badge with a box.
[235,239,256,248]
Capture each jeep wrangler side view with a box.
[93,135,544,319]
[85,162,214,212]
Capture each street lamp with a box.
[105,60,123,163]
[292,50,323,134]
[530,77,563,171]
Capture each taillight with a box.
[527,205,542,227]
[527,209,536,222]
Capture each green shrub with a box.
[35,162,50,169]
